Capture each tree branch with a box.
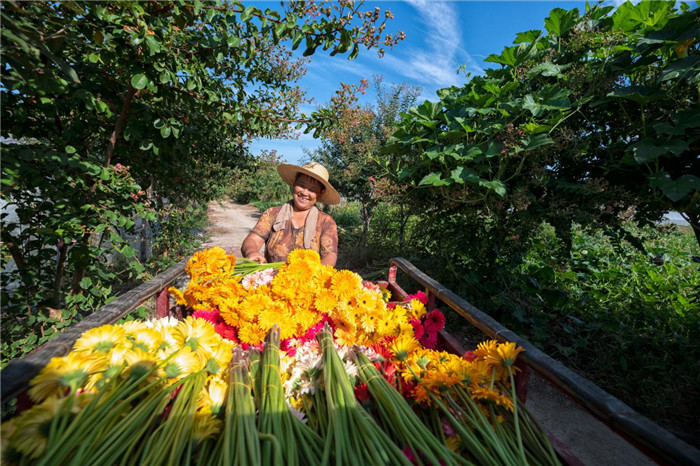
[103,84,138,168]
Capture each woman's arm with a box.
[241,233,266,263]
[321,252,337,267]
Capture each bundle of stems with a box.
[257,326,323,466]
[353,350,470,466]
[234,258,284,276]
[316,326,412,466]
[138,372,207,464]
[36,358,176,465]
[404,362,561,466]
[215,347,261,466]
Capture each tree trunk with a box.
[52,240,68,308]
[683,211,700,252]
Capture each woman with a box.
[241,162,340,266]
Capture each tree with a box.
[385,1,699,263]
[309,75,420,260]
[0,0,403,363]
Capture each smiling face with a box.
[292,174,324,211]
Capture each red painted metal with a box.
[155,286,170,318]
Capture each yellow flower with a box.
[330,270,362,300]
[389,335,420,361]
[9,396,64,459]
[287,248,321,266]
[172,317,222,362]
[446,436,461,453]
[164,347,204,379]
[471,386,514,411]
[409,299,426,319]
[485,341,524,369]
[129,327,165,352]
[28,352,100,402]
[239,293,274,322]
[73,324,126,353]
[314,289,337,314]
[169,286,188,305]
[206,343,232,378]
[192,411,222,443]
[333,328,357,346]
[198,375,228,415]
[238,322,266,345]
[473,340,498,360]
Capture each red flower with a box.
[402,445,417,464]
[463,350,476,362]
[423,310,445,334]
[420,332,438,349]
[214,322,238,343]
[410,318,424,340]
[406,290,427,305]
[354,383,371,403]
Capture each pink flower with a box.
[423,310,445,334]
[402,445,417,464]
[420,331,438,349]
[410,318,424,340]
[406,290,427,305]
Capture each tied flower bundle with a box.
[3,248,561,466]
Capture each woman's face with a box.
[292,174,323,211]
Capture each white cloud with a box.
[384,0,483,89]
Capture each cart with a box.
[2,257,699,465]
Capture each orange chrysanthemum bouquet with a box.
[2,247,560,465]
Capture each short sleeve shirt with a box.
[250,205,338,263]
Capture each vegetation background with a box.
[2,0,698,449]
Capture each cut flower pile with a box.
[2,247,560,465]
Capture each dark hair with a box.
[294,172,325,192]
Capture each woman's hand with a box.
[247,252,267,264]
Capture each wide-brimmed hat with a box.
[277,162,341,205]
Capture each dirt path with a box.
[200,200,261,256]
[202,200,658,465]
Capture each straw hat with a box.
[277,162,341,205]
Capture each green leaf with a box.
[419,172,451,187]
[131,73,148,89]
[607,86,667,105]
[631,139,689,164]
[484,46,518,67]
[240,6,254,22]
[544,8,579,37]
[658,55,700,84]
[79,277,93,289]
[451,166,479,184]
[522,122,551,134]
[160,125,171,138]
[527,62,569,78]
[65,145,76,154]
[291,31,303,50]
[526,134,554,149]
[648,172,700,202]
[479,180,507,196]
[513,30,542,44]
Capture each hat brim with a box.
[277,163,341,205]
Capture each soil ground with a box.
[202,199,661,465]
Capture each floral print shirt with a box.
[250,204,338,263]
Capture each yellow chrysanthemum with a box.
[238,322,266,345]
[473,340,498,359]
[409,299,426,319]
[9,396,64,458]
[446,436,461,453]
[73,324,126,354]
[287,248,321,266]
[28,351,103,402]
[198,375,228,416]
[333,328,357,346]
[389,335,421,361]
[172,317,222,361]
[192,411,222,442]
[314,289,338,314]
[169,286,189,306]
[471,386,514,411]
[484,341,525,369]
[330,270,362,300]
[128,327,165,352]
[207,339,235,375]
[164,347,204,379]
[239,293,274,322]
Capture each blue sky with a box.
[250,0,617,164]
